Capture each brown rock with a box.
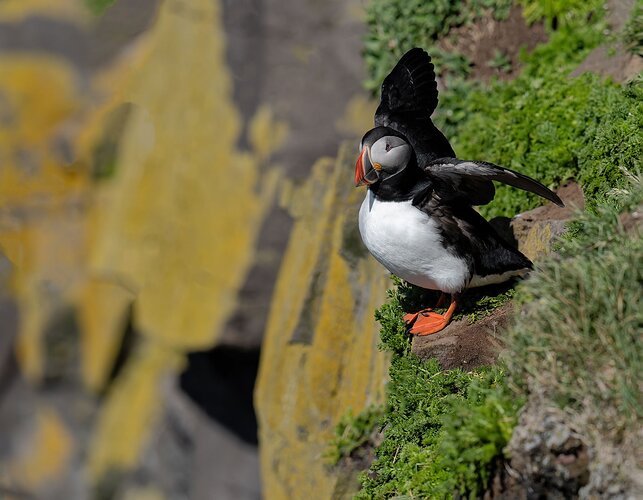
[572,0,643,83]
[510,182,584,262]
[498,405,590,498]
[411,304,512,370]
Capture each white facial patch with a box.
[370,136,411,171]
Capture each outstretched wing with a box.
[425,158,564,207]
[375,48,439,126]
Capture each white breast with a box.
[358,190,470,293]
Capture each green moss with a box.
[327,406,385,465]
[363,0,513,92]
[356,354,521,498]
[622,1,643,56]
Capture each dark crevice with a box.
[179,345,260,445]
[103,306,137,392]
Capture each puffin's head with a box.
[354,126,412,187]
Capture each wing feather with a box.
[426,158,564,207]
[375,48,438,125]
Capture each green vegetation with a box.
[85,0,116,15]
[363,0,513,91]
[622,1,643,56]
[327,406,384,465]
[439,0,621,218]
[348,0,643,497]
[355,356,520,498]
[517,0,605,28]
[486,48,513,73]
[507,177,643,426]
[332,278,522,497]
[452,75,641,218]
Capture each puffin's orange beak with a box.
[354,146,378,186]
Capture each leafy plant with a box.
[363,0,513,92]
[451,74,639,218]
[517,0,605,29]
[506,176,643,425]
[356,355,520,498]
[622,2,643,57]
[486,48,512,73]
[327,406,384,465]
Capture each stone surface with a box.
[572,0,643,83]
[488,405,591,499]
[255,143,390,500]
[412,304,511,370]
[510,182,584,262]
[0,0,371,498]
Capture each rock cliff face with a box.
[0,0,369,498]
[255,143,390,499]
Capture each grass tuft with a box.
[506,178,643,427]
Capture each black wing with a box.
[375,48,439,126]
[374,48,454,161]
[425,158,564,207]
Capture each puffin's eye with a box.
[385,143,391,152]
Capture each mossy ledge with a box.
[330,0,642,497]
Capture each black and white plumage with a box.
[355,48,564,334]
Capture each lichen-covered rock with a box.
[510,182,584,262]
[255,143,390,500]
[503,405,590,498]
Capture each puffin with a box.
[355,48,564,336]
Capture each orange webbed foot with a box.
[402,293,447,326]
[403,311,420,324]
[404,294,458,336]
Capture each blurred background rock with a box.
[0,0,389,499]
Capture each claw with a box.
[403,311,420,324]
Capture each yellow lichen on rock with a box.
[518,222,553,261]
[9,407,72,488]
[85,0,280,352]
[82,0,284,481]
[249,105,289,164]
[0,55,89,381]
[0,55,85,204]
[89,342,183,479]
[256,143,389,500]
[77,279,133,392]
